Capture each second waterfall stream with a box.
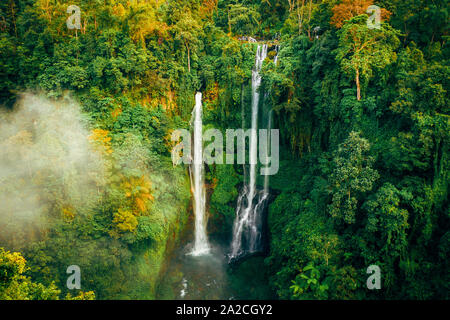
[230,44,273,260]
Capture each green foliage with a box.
[334,15,401,100]
[0,247,81,300]
[328,131,379,224]
[262,0,448,300]
[228,4,260,36]
[209,163,240,237]
[290,262,329,300]
[364,183,411,258]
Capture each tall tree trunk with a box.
[9,1,17,37]
[82,19,87,34]
[297,0,305,35]
[307,0,312,39]
[356,69,361,101]
[288,0,294,12]
[186,41,191,72]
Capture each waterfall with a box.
[273,45,280,65]
[189,92,210,256]
[230,44,268,260]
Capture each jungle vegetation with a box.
[0,0,448,300]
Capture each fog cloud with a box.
[0,93,104,249]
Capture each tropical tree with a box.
[364,183,411,259]
[290,262,329,299]
[173,11,202,72]
[0,248,59,300]
[335,15,400,100]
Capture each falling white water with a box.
[189,92,210,256]
[230,44,268,259]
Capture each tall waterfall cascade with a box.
[230,44,278,260]
[189,92,210,256]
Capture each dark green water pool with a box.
[156,242,275,300]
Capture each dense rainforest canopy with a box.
[0,0,448,300]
